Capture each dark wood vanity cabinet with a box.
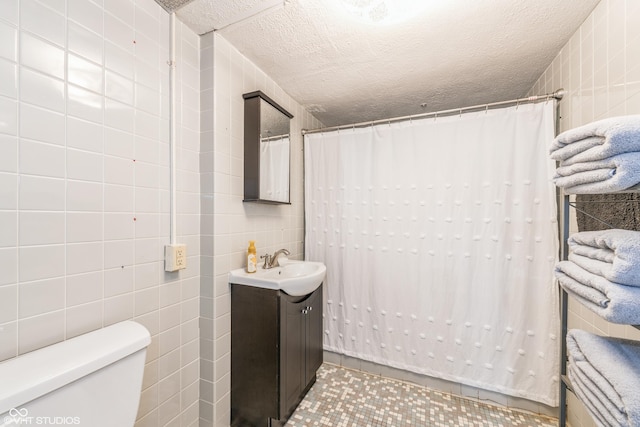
[231,284,323,427]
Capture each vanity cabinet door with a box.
[305,286,323,384]
[231,285,280,427]
[281,295,306,417]
[280,285,324,420]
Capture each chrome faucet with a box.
[260,248,290,269]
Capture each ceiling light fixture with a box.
[338,0,429,25]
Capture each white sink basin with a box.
[228,259,326,296]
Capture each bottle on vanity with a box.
[246,240,257,273]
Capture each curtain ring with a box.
[485,105,488,114]
[459,108,462,118]
[516,100,520,110]
[434,113,437,122]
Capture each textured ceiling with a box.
[154,0,195,13]
[175,0,600,127]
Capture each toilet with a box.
[0,321,151,427]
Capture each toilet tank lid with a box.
[0,321,151,414]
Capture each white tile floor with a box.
[286,364,558,427]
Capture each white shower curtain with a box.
[260,136,290,202]
[304,102,560,405]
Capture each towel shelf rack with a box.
[568,200,640,234]
[558,189,640,427]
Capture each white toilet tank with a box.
[0,321,151,427]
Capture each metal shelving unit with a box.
[557,192,640,427]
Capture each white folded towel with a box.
[566,330,640,427]
[550,115,640,165]
[551,152,640,194]
[568,362,625,426]
[568,229,640,287]
[555,261,640,324]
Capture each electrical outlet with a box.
[175,245,186,268]
[165,244,187,272]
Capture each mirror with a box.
[243,91,293,204]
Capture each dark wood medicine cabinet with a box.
[243,91,293,204]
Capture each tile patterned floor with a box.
[286,364,557,427]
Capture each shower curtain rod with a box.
[301,88,565,135]
[261,133,290,142]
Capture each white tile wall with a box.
[198,32,323,427]
[529,1,640,426]
[20,104,66,146]
[0,1,200,426]
[20,32,66,79]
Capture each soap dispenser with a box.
[246,241,257,273]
